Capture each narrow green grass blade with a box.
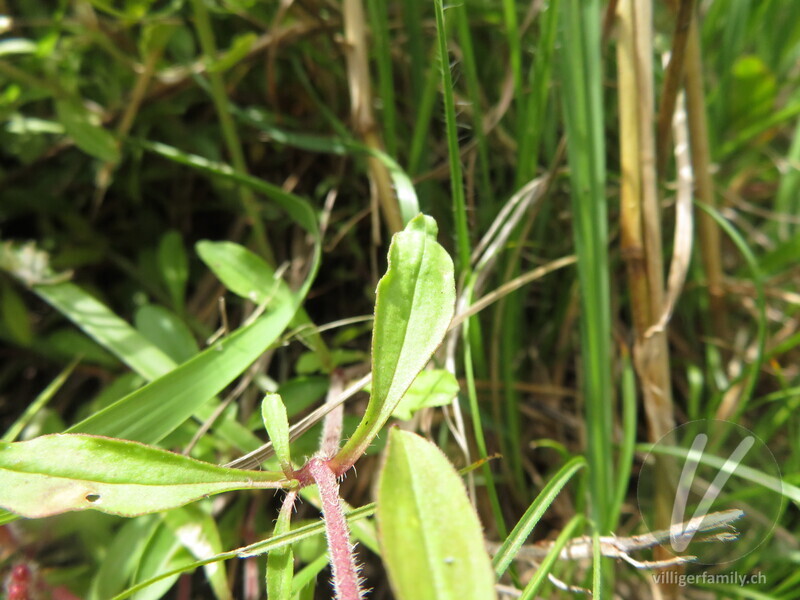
[367,0,397,157]
[402,0,426,105]
[454,2,492,205]
[3,356,79,442]
[112,504,376,600]
[610,352,637,532]
[696,202,766,418]
[67,300,296,443]
[493,455,586,577]
[407,55,440,177]
[516,0,560,186]
[32,281,174,379]
[775,117,800,239]
[518,514,584,599]
[462,305,507,537]
[432,0,471,273]
[636,443,800,505]
[557,0,614,532]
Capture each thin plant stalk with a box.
[343,0,403,235]
[684,11,727,341]
[615,0,675,445]
[306,459,363,600]
[189,0,273,262]
[433,0,472,273]
[656,0,695,179]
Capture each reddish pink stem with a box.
[306,458,363,600]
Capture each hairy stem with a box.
[307,458,363,600]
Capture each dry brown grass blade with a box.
[616,0,674,441]
[647,69,693,338]
[342,0,402,236]
[656,0,695,179]
[616,1,679,594]
[684,11,728,341]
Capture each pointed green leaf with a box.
[377,429,496,600]
[56,99,120,162]
[196,241,292,307]
[134,304,198,364]
[262,393,292,476]
[89,516,160,600]
[392,369,459,421]
[0,434,287,518]
[68,299,296,443]
[157,230,189,311]
[333,215,455,470]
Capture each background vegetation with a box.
[1,0,799,598]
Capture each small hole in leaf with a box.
[85,493,100,502]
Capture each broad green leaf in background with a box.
[208,32,258,73]
[331,215,455,471]
[0,434,288,518]
[55,99,120,162]
[68,297,297,443]
[196,240,331,369]
[376,429,497,600]
[196,240,292,307]
[157,230,189,312]
[0,280,32,345]
[392,369,459,421]
[131,520,193,600]
[262,393,293,476]
[89,516,161,600]
[164,505,232,600]
[135,304,198,364]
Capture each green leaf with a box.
[0,434,287,518]
[55,99,120,162]
[267,493,296,600]
[164,505,232,600]
[196,240,291,307]
[131,520,192,600]
[32,281,176,379]
[157,230,189,311]
[492,455,586,577]
[196,240,332,370]
[1,280,32,345]
[262,393,292,476]
[89,516,161,600]
[332,215,455,470]
[135,304,198,364]
[208,32,258,73]
[376,429,496,600]
[392,369,459,421]
[295,349,366,375]
[67,298,297,443]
